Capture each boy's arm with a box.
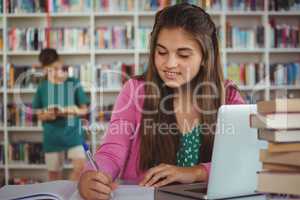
[75,104,89,116]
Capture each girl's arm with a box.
[82,79,137,180]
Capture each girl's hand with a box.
[139,163,207,188]
[78,171,118,200]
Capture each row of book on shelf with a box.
[249,98,300,199]
[226,23,264,49]
[95,23,134,49]
[8,27,90,51]
[227,62,300,86]
[269,19,300,49]
[269,0,300,11]
[6,0,222,13]
[0,142,43,165]
[2,61,299,92]
[8,25,143,51]
[5,0,300,14]
[3,62,145,89]
[6,22,300,52]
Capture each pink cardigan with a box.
[83,78,245,183]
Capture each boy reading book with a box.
[32,48,90,181]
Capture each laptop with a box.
[158,104,267,200]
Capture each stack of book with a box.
[250,99,300,199]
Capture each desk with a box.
[156,191,267,200]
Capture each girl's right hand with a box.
[78,171,118,200]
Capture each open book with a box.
[0,180,155,200]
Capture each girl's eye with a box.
[158,51,167,55]
[179,54,190,58]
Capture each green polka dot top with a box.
[176,124,203,167]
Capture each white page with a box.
[0,180,77,200]
[111,185,155,200]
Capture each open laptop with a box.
[158,104,267,200]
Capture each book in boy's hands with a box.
[47,104,65,114]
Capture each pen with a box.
[82,142,100,171]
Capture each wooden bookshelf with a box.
[0,0,299,185]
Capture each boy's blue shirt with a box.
[32,77,90,152]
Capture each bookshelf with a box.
[0,0,299,185]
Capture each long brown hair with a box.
[136,3,225,171]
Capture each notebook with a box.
[0,180,155,200]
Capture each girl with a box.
[79,3,244,200]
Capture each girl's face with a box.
[154,27,203,89]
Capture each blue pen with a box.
[82,142,99,171]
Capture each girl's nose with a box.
[165,54,178,69]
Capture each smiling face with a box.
[154,27,203,89]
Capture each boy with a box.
[32,48,90,181]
